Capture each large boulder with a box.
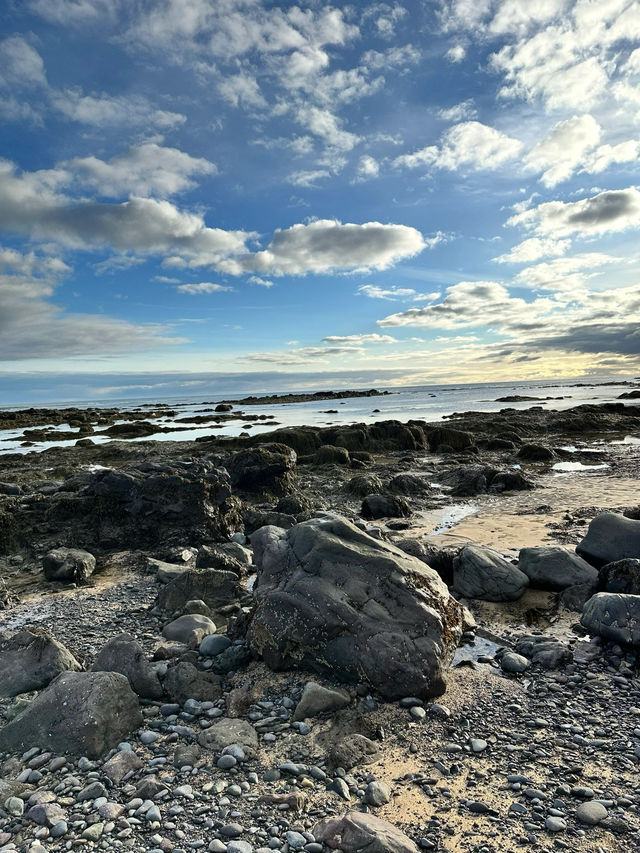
[314,811,418,853]
[162,662,222,704]
[162,614,216,647]
[42,548,96,583]
[387,474,433,496]
[600,559,640,594]
[453,545,529,602]
[197,718,259,758]
[0,629,82,698]
[361,494,410,520]
[581,593,640,645]
[518,546,598,591]
[577,513,640,567]
[247,515,466,699]
[225,444,297,496]
[90,634,163,699]
[155,569,244,615]
[442,465,533,497]
[0,671,142,758]
[427,427,474,452]
[314,445,351,466]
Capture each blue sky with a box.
[1,0,640,403]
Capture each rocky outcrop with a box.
[453,545,529,602]
[427,427,474,452]
[581,593,640,646]
[600,559,640,594]
[345,474,384,497]
[442,465,533,497]
[0,628,82,698]
[361,494,410,520]
[387,473,432,495]
[314,811,418,853]
[43,548,96,583]
[247,515,466,699]
[577,513,640,567]
[90,634,162,699]
[0,671,142,758]
[225,444,297,496]
[313,445,351,466]
[518,546,598,591]
[155,569,245,615]
[163,662,222,704]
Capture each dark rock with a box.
[247,516,466,699]
[209,641,252,674]
[453,545,529,602]
[361,494,410,520]
[195,545,247,577]
[293,682,351,721]
[581,593,640,645]
[518,546,598,591]
[162,614,216,647]
[600,559,640,594]
[43,548,96,583]
[394,539,457,586]
[314,445,351,466]
[560,582,596,611]
[226,443,297,496]
[514,635,571,668]
[314,811,418,853]
[0,628,82,698]
[442,465,533,497]
[162,662,222,703]
[0,671,142,759]
[387,473,432,495]
[577,512,640,567]
[103,421,157,438]
[156,569,244,615]
[215,403,233,412]
[346,474,384,498]
[198,718,258,758]
[327,733,380,771]
[517,443,555,461]
[102,749,143,783]
[275,494,314,516]
[91,634,163,700]
[243,507,297,535]
[427,427,474,452]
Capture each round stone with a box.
[545,816,567,832]
[576,801,608,825]
[501,652,529,673]
[410,706,426,721]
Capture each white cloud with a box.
[218,220,426,276]
[394,121,523,172]
[297,106,361,152]
[437,100,477,121]
[357,284,438,301]
[0,36,47,89]
[514,252,621,293]
[50,88,185,128]
[322,333,397,344]
[355,155,380,181]
[177,282,234,294]
[65,143,216,198]
[362,44,421,70]
[494,236,571,263]
[248,276,274,287]
[28,0,119,24]
[508,186,640,238]
[242,344,363,365]
[287,170,331,188]
[445,45,467,63]
[218,73,266,108]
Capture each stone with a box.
[600,559,640,594]
[576,512,640,567]
[27,802,65,826]
[91,633,163,700]
[162,614,217,647]
[0,628,82,698]
[453,545,529,602]
[560,582,596,612]
[514,636,571,669]
[148,558,188,584]
[427,427,474,452]
[517,443,555,462]
[361,494,410,520]
[198,718,259,758]
[346,474,384,498]
[200,634,232,657]
[156,569,244,616]
[387,474,432,496]
[364,781,391,806]
[500,652,529,673]
[442,465,533,497]
[163,662,222,704]
[42,548,95,583]
[314,810,418,853]
[581,593,640,645]
[576,801,608,825]
[247,515,466,699]
[102,749,143,783]
[314,445,351,466]
[0,671,142,759]
[293,682,351,721]
[327,734,380,771]
[518,546,598,591]
[226,443,297,496]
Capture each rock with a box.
[198,718,259,758]
[442,465,533,497]
[518,546,598,591]
[0,628,82,698]
[247,516,466,699]
[162,614,216,647]
[174,744,201,768]
[293,682,351,721]
[149,559,188,584]
[102,749,143,783]
[163,662,222,704]
[545,816,567,832]
[361,494,410,520]
[215,403,233,412]
[576,801,608,825]
[226,443,297,496]
[453,545,529,602]
[275,494,314,516]
[560,582,596,611]
[576,512,640,567]
[314,810,418,853]
[364,781,391,806]
[156,569,244,616]
[196,546,247,577]
[600,558,640,594]
[500,652,529,673]
[581,593,640,645]
[427,427,474,452]
[42,548,95,583]
[346,474,384,497]
[514,635,571,668]
[327,733,380,770]
[200,634,232,657]
[387,474,432,495]
[91,633,162,699]
[314,445,351,466]
[0,671,142,759]
[517,443,555,462]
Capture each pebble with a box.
[545,816,567,832]
[576,801,608,825]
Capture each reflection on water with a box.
[552,461,610,473]
[452,635,502,665]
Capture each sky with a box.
[1,0,640,403]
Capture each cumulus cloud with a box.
[287,170,331,188]
[248,276,274,287]
[65,143,216,198]
[218,73,266,108]
[394,121,522,172]
[508,187,640,237]
[494,236,570,263]
[513,252,621,293]
[437,100,477,122]
[0,36,47,89]
[322,333,397,344]
[357,284,439,301]
[50,89,186,128]
[176,282,234,294]
[218,220,426,276]
[296,106,361,152]
[355,155,380,181]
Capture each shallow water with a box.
[552,461,610,473]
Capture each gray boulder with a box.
[453,545,529,602]
[518,546,598,591]
[156,569,244,615]
[576,512,640,567]
[43,548,95,583]
[0,671,142,758]
[162,615,216,647]
[599,559,640,594]
[0,628,82,698]
[197,718,258,758]
[514,635,571,669]
[293,682,351,721]
[162,662,221,704]
[361,494,410,520]
[90,634,162,699]
[247,515,466,699]
[581,593,640,645]
[314,810,418,853]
